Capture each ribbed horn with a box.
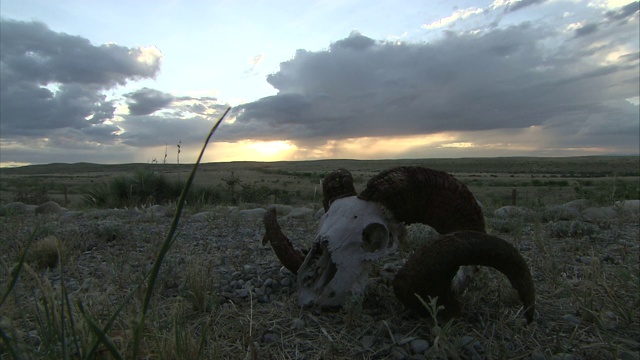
[322,168,357,211]
[262,209,305,274]
[393,231,536,323]
[359,166,485,233]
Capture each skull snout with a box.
[297,238,344,307]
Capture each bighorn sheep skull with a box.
[262,166,536,322]
[296,196,405,307]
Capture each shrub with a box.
[83,170,214,208]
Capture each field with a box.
[0,156,639,359]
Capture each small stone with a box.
[361,335,375,349]
[234,289,250,298]
[285,207,314,218]
[231,271,242,279]
[2,202,27,214]
[263,278,274,287]
[409,339,430,354]
[254,287,265,296]
[280,277,292,287]
[36,201,63,215]
[262,332,281,343]
[552,353,577,360]
[531,350,546,360]
[577,256,593,265]
[562,314,580,325]
[459,336,482,360]
[390,346,408,359]
[291,318,305,330]
[618,350,639,360]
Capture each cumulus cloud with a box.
[0,19,162,141]
[1,1,638,165]
[125,88,175,115]
[228,18,638,152]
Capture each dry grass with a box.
[0,204,638,359]
[1,156,639,359]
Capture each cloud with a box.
[0,18,162,141]
[605,1,639,21]
[227,19,638,153]
[0,19,162,86]
[574,22,600,37]
[422,8,484,29]
[497,0,548,14]
[125,88,175,115]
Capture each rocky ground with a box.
[1,199,639,359]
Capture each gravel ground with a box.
[1,201,639,359]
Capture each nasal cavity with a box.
[361,223,389,252]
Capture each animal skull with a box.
[262,166,536,323]
[297,196,404,307]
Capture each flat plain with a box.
[0,156,638,359]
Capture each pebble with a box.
[1,201,28,214]
[262,332,281,343]
[409,339,430,354]
[459,336,482,360]
[390,346,408,359]
[531,350,546,360]
[619,350,639,360]
[291,318,305,330]
[361,335,375,349]
[552,353,577,360]
[280,277,292,287]
[36,201,64,215]
[562,314,580,325]
[234,289,250,298]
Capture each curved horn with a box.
[262,209,305,274]
[393,231,535,323]
[322,168,357,211]
[359,166,484,233]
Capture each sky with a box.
[0,0,638,167]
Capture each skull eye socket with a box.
[361,223,389,252]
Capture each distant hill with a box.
[1,156,638,177]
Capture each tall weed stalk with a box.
[0,108,230,359]
[130,106,231,359]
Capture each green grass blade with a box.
[0,226,38,308]
[82,273,147,359]
[78,301,124,360]
[131,107,231,360]
[0,325,23,360]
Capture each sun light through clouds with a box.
[249,140,297,158]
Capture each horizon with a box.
[1,1,638,167]
[2,154,639,170]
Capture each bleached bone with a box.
[262,166,536,323]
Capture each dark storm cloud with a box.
[0,18,162,141]
[125,88,175,115]
[228,24,638,145]
[118,115,213,147]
